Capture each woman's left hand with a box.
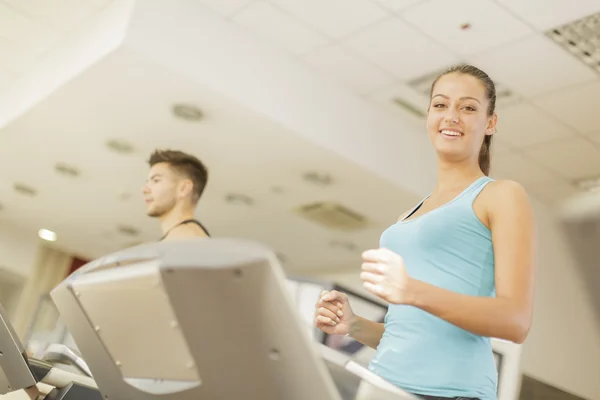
[360,248,414,305]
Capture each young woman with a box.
[314,65,536,400]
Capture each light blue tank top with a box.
[369,176,498,400]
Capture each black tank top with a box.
[160,219,210,241]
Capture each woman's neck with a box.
[434,158,484,194]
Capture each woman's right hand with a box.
[314,290,355,336]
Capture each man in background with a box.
[143,149,210,240]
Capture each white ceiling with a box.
[0,47,418,273]
[1,0,600,273]
[198,0,600,205]
[0,0,112,81]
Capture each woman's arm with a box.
[361,180,536,343]
[348,316,386,349]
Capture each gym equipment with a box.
[0,302,100,399]
[50,238,416,400]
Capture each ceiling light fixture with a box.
[118,192,132,201]
[106,139,135,155]
[225,193,254,206]
[38,228,57,242]
[303,171,333,186]
[329,239,358,251]
[117,225,140,236]
[13,183,37,197]
[55,162,80,177]
[172,103,204,121]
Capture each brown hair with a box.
[430,64,496,176]
[148,149,208,203]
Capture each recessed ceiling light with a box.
[117,225,140,236]
[172,103,204,121]
[225,193,254,205]
[303,171,333,186]
[38,228,57,242]
[55,162,80,177]
[106,139,134,154]
[329,240,358,251]
[13,183,37,197]
[118,192,132,201]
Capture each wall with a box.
[310,199,600,400]
[520,199,600,399]
[0,222,40,277]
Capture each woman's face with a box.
[426,72,496,164]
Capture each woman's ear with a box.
[486,113,498,136]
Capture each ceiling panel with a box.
[491,152,557,185]
[232,2,329,55]
[0,37,41,74]
[371,0,423,12]
[270,0,388,38]
[0,69,14,92]
[533,80,600,134]
[496,0,600,31]
[589,132,600,145]
[365,83,428,130]
[303,45,396,94]
[495,102,578,148]
[401,0,533,56]
[523,137,600,180]
[198,0,253,17]
[469,34,598,98]
[3,0,98,33]
[0,3,61,54]
[344,17,459,80]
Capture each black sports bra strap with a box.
[160,219,210,241]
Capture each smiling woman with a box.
[314,64,536,400]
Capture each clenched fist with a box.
[314,290,355,336]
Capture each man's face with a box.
[142,163,180,218]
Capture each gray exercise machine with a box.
[0,302,100,399]
[49,238,416,400]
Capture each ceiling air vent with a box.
[391,97,427,118]
[547,12,600,74]
[295,201,368,231]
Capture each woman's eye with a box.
[463,105,476,112]
[433,103,445,108]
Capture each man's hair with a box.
[148,149,208,203]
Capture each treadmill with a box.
[50,238,416,400]
[0,302,100,399]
